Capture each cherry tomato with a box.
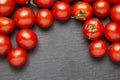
[52,1,71,21]
[7,48,28,67]
[72,1,93,21]
[108,42,120,63]
[110,4,120,23]
[93,0,110,17]
[0,0,15,16]
[14,7,35,28]
[104,22,120,42]
[82,0,95,3]
[15,0,29,5]
[89,39,107,58]
[36,9,53,28]
[82,18,104,40]
[106,0,120,4]
[0,17,14,34]
[0,34,12,56]
[34,0,55,8]
[61,0,73,3]
[16,29,38,49]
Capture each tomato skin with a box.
[0,0,15,16]
[82,18,104,40]
[89,39,107,58]
[15,0,29,5]
[110,4,120,23]
[36,9,53,28]
[34,0,55,8]
[52,1,71,21]
[14,7,35,28]
[61,0,73,2]
[93,0,110,17]
[7,48,28,67]
[16,29,38,49]
[82,0,95,3]
[0,34,12,56]
[0,17,14,34]
[106,0,120,4]
[109,42,120,63]
[72,1,93,21]
[104,22,120,42]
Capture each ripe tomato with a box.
[106,0,120,4]
[15,0,29,5]
[89,39,107,58]
[0,0,15,16]
[14,7,35,28]
[93,0,110,17]
[52,1,71,21]
[104,22,120,42]
[7,48,28,67]
[82,18,104,40]
[61,0,73,2]
[0,17,14,34]
[0,34,12,56]
[82,0,95,3]
[72,1,92,21]
[34,0,55,8]
[36,9,53,28]
[16,29,38,49]
[110,4,120,23]
[108,42,120,63]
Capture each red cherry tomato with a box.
[36,9,53,28]
[52,1,71,21]
[61,0,73,2]
[89,39,107,58]
[72,1,93,21]
[93,0,110,17]
[0,17,14,34]
[15,0,29,5]
[34,0,55,8]
[109,42,120,63]
[82,18,104,40]
[104,22,120,42]
[14,7,35,28]
[7,48,28,67]
[82,0,95,3]
[110,4,120,23]
[0,34,12,56]
[106,0,120,4]
[16,29,38,49]
[0,0,15,16]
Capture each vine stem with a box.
[30,0,36,6]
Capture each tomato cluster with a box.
[0,0,120,67]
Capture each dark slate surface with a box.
[0,3,120,80]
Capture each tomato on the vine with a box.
[8,48,28,67]
[82,18,104,40]
[0,0,15,16]
[89,39,107,58]
[72,1,93,21]
[14,7,35,28]
[15,0,29,5]
[36,9,53,28]
[82,0,95,3]
[109,42,120,63]
[93,0,110,17]
[0,17,14,34]
[0,34,12,56]
[16,29,38,49]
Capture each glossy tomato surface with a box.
[0,34,12,56]
[14,7,35,28]
[36,9,53,28]
[0,0,15,16]
[15,0,29,5]
[16,29,38,49]
[89,39,107,58]
[7,48,28,67]
[72,1,93,20]
[52,1,71,21]
[93,0,110,17]
[82,18,104,40]
[109,42,120,63]
[0,17,14,34]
